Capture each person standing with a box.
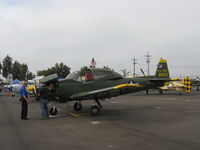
[85,69,94,81]
[19,81,30,120]
[38,83,50,120]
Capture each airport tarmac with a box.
[0,91,200,150]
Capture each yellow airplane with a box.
[159,77,191,94]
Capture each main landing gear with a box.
[49,99,104,116]
[89,99,102,116]
[73,99,103,116]
[145,90,149,95]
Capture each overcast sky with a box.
[0,0,200,77]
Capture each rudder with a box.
[155,58,169,78]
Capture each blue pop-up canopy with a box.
[13,79,21,84]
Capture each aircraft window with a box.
[66,71,80,81]
[66,71,88,82]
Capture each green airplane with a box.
[40,58,170,116]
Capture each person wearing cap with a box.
[85,69,94,81]
[19,80,30,120]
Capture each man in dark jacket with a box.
[38,83,50,120]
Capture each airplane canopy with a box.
[13,79,21,84]
[66,68,123,82]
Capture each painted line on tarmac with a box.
[91,121,101,125]
[49,114,66,118]
[185,100,191,102]
[144,97,156,100]
[155,106,164,109]
[160,98,177,101]
[108,144,116,148]
[68,113,80,117]
[49,113,80,118]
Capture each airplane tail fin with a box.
[155,58,169,78]
[182,76,192,93]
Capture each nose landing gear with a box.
[49,106,58,116]
[73,102,83,111]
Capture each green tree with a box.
[2,55,13,78]
[120,68,130,77]
[54,62,70,78]
[0,61,2,74]
[37,70,44,76]
[20,63,28,80]
[80,66,88,76]
[37,62,70,78]
[27,72,35,80]
[37,68,54,77]
[12,61,21,79]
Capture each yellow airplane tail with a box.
[182,76,192,93]
[155,58,169,78]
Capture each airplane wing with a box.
[149,78,182,82]
[70,84,143,100]
[149,78,170,81]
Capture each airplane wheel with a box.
[89,105,100,116]
[73,102,82,111]
[49,107,57,116]
[145,90,149,95]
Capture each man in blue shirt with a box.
[19,81,30,120]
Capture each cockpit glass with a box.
[66,69,122,82]
[66,71,80,81]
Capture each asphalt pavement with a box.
[0,91,200,150]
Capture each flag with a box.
[91,58,96,68]
[25,70,29,80]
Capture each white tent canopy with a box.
[0,74,6,82]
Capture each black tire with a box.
[73,102,82,111]
[145,90,149,95]
[89,105,100,116]
[49,107,57,116]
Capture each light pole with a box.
[145,52,151,76]
[132,58,137,77]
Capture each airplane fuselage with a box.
[56,77,166,101]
